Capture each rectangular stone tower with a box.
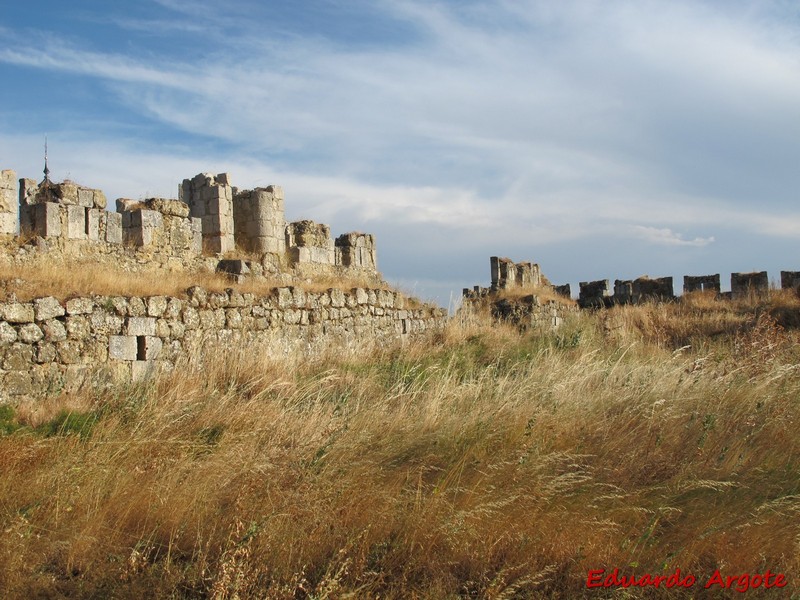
[232,186,286,254]
[0,170,18,235]
[179,173,234,254]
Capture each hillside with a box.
[0,293,798,598]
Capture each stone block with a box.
[141,336,162,360]
[42,319,67,342]
[147,198,190,218]
[0,302,34,323]
[33,297,65,322]
[3,371,34,396]
[0,321,17,344]
[126,317,156,336]
[31,202,62,238]
[93,190,107,209]
[109,335,137,361]
[124,226,153,246]
[0,212,16,235]
[66,205,87,240]
[87,208,101,241]
[127,209,163,229]
[105,211,123,244]
[141,297,165,319]
[55,181,80,205]
[127,297,146,316]
[78,188,94,208]
[17,323,44,343]
[65,316,91,340]
[66,298,94,315]
[34,342,57,364]
[3,342,33,370]
[203,233,233,254]
[57,341,82,364]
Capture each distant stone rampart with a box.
[577,271,796,308]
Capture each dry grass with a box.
[0,255,407,303]
[0,303,799,597]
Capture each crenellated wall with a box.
[578,271,797,307]
[0,286,446,401]
[4,167,381,280]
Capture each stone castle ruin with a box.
[0,164,451,402]
[1,167,378,281]
[461,257,577,330]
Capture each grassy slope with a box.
[0,295,799,598]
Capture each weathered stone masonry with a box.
[0,287,446,401]
[2,167,382,282]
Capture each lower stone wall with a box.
[460,293,578,330]
[0,286,447,401]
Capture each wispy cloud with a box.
[632,226,715,247]
[2,1,800,303]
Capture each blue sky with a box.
[1,0,799,307]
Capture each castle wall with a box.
[0,287,446,401]
[490,257,541,290]
[731,271,768,299]
[232,186,286,254]
[780,271,800,292]
[119,199,201,258]
[335,233,377,270]
[489,296,578,330]
[684,274,720,294]
[579,279,610,308]
[286,220,335,266]
[0,170,17,236]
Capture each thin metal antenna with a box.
[43,135,51,184]
[42,135,54,202]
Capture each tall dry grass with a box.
[0,303,799,598]
[0,254,394,302]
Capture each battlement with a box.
[1,167,381,281]
[578,270,795,307]
[489,256,541,290]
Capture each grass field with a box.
[0,292,798,598]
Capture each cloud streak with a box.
[1,1,799,303]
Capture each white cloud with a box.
[632,226,715,247]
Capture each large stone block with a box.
[141,336,162,360]
[0,302,34,323]
[126,317,156,336]
[105,211,123,244]
[0,321,17,344]
[78,188,95,208]
[66,298,94,315]
[109,335,137,361]
[30,202,62,238]
[87,208,101,241]
[203,233,234,255]
[34,297,65,321]
[93,189,107,209]
[66,205,87,240]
